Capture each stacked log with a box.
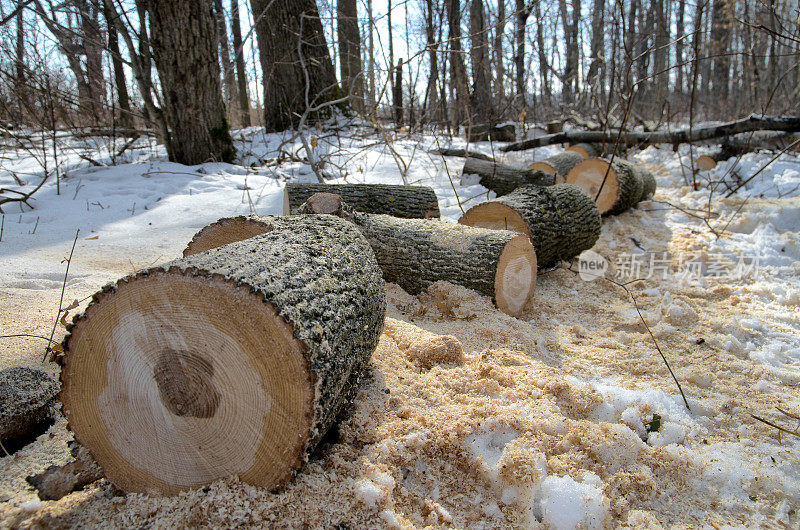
[60,215,386,495]
[186,202,538,317]
[565,158,657,215]
[283,183,440,218]
[461,158,554,196]
[528,151,585,183]
[459,184,602,268]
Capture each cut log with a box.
[430,148,495,161]
[461,157,554,196]
[637,165,657,201]
[565,143,603,159]
[459,184,601,268]
[565,158,645,215]
[528,151,585,183]
[546,121,564,134]
[467,123,516,142]
[60,215,386,495]
[283,183,440,218]
[186,206,537,317]
[502,114,800,152]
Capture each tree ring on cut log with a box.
[61,271,313,495]
[183,217,270,256]
[565,158,621,214]
[457,202,530,235]
[494,234,537,315]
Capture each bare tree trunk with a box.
[230,0,252,127]
[710,0,732,105]
[394,58,403,125]
[470,0,492,124]
[447,0,469,126]
[675,0,685,93]
[337,0,364,111]
[535,1,550,108]
[388,0,394,101]
[146,0,234,164]
[15,2,24,92]
[494,0,505,100]
[653,0,668,110]
[424,0,441,123]
[213,0,237,122]
[366,0,375,109]
[103,2,133,129]
[587,0,605,98]
[515,0,531,113]
[78,0,105,120]
[250,0,342,131]
[559,0,580,105]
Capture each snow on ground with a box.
[1,125,799,527]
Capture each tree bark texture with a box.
[282,183,441,218]
[230,0,252,127]
[146,0,235,164]
[461,158,555,195]
[337,0,364,111]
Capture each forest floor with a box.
[1,124,799,528]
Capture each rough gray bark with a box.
[559,0,580,105]
[605,160,645,214]
[230,0,251,127]
[529,151,584,178]
[494,0,505,98]
[514,0,532,110]
[467,123,515,142]
[469,0,492,124]
[502,115,800,152]
[461,184,602,268]
[146,0,234,164]
[251,0,342,131]
[710,0,732,102]
[283,183,440,218]
[213,0,236,115]
[62,215,385,494]
[447,0,469,126]
[337,0,364,111]
[103,2,133,129]
[394,58,404,126]
[431,148,495,161]
[0,367,58,453]
[587,0,605,96]
[636,164,657,201]
[461,158,554,195]
[423,0,441,123]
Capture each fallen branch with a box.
[501,115,800,152]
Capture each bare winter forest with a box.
[1,0,800,528]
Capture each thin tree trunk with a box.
[447,0,469,127]
[675,0,685,93]
[424,0,440,123]
[213,0,236,122]
[337,0,364,111]
[515,0,531,112]
[15,2,24,91]
[559,0,580,105]
[535,1,550,108]
[230,0,251,127]
[494,0,505,99]
[394,58,403,125]
[250,0,342,131]
[587,0,605,98]
[366,0,375,109]
[103,2,133,129]
[470,0,492,124]
[710,0,732,104]
[78,0,105,120]
[653,0,668,111]
[146,0,234,164]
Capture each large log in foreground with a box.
[283,183,440,218]
[61,215,386,495]
[528,151,584,182]
[461,157,554,196]
[459,184,601,268]
[565,158,656,215]
[186,207,537,317]
[501,115,800,152]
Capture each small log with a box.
[467,123,516,142]
[565,158,650,215]
[637,165,657,202]
[459,184,601,268]
[61,215,386,495]
[546,121,564,134]
[430,148,495,161]
[461,157,554,196]
[528,151,585,183]
[283,183,440,218]
[187,202,537,317]
[566,143,603,159]
[26,443,104,501]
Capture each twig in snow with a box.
[0,214,3,242]
[44,229,79,362]
[31,216,39,234]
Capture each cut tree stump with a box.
[565,158,653,215]
[461,157,554,196]
[283,183,440,218]
[467,123,516,142]
[566,143,603,159]
[459,184,601,268]
[60,215,386,495]
[528,151,585,183]
[186,204,537,317]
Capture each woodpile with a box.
[461,157,554,196]
[459,184,602,268]
[60,215,386,495]
[528,151,584,183]
[186,197,537,317]
[565,157,657,215]
[283,182,440,218]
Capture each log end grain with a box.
[565,158,621,214]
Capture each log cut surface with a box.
[566,158,644,215]
[528,151,585,183]
[61,215,386,495]
[283,183,440,218]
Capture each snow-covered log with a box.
[459,184,601,268]
[60,215,386,495]
[283,183,440,218]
